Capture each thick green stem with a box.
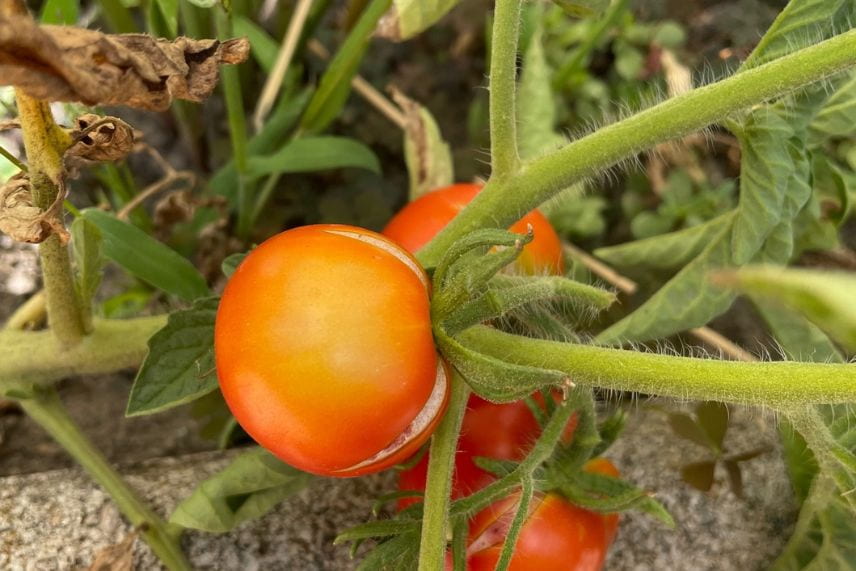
[489,0,522,177]
[417,28,856,267]
[215,7,253,240]
[417,373,470,571]
[15,91,86,348]
[19,387,190,570]
[459,326,856,407]
[0,316,166,390]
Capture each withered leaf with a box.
[87,532,136,571]
[67,114,136,162]
[0,15,249,111]
[0,173,69,244]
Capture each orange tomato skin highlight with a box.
[382,183,565,275]
[215,224,443,477]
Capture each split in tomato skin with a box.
[215,224,449,477]
[382,183,565,275]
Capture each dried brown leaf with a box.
[87,532,136,571]
[0,173,68,244]
[0,15,249,111]
[67,114,136,162]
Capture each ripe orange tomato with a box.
[215,224,449,477]
[382,183,565,275]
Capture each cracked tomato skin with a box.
[215,224,447,477]
[382,183,564,275]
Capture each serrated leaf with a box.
[391,90,453,201]
[245,136,380,181]
[810,72,856,141]
[299,0,392,133]
[562,470,674,527]
[70,217,104,332]
[731,109,794,264]
[40,0,78,24]
[681,461,716,492]
[517,24,565,160]
[378,0,461,41]
[81,209,209,301]
[740,0,854,70]
[668,413,712,449]
[595,217,736,343]
[126,297,219,416]
[170,448,312,533]
[696,402,728,451]
[594,213,732,274]
[356,531,420,571]
[716,266,856,352]
[221,252,247,278]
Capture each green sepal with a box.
[558,471,675,527]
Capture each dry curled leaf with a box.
[66,114,136,162]
[0,173,68,244]
[0,15,249,111]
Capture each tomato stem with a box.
[18,387,191,570]
[488,0,523,177]
[416,28,856,268]
[460,326,856,407]
[417,372,470,571]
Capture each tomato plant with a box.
[399,393,578,509]
[215,224,449,477]
[383,183,565,275]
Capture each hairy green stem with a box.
[495,474,533,571]
[0,316,166,390]
[460,326,856,407]
[489,0,522,177]
[19,387,190,570]
[417,28,856,267]
[15,91,86,347]
[216,7,253,240]
[417,374,470,571]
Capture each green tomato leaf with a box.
[517,23,566,160]
[754,300,844,364]
[126,297,219,416]
[390,90,454,202]
[39,0,78,24]
[378,0,462,41]
[596,215,736,344]
[355,531,420,571]
[562,470,674,527]
[70,217,104,332]
[731,109,795,264]
[809,72,856,142]
[185,0,218,8]
[299,0,392,133]
[594,213,733,276]
[245,136,381,181]
[740,0,855,70]
[221,252,247,278]
[715,266,856,352]
[81,209,209,301]
[170,448,313,533]
[149,0,179,38]
[334,520,419,544]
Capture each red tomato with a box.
[465,490,612,571]
[398,394,578,509]
[215,224,449,477]
[382,183,565,275]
